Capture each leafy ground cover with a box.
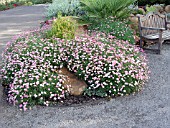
[88,17,135,44]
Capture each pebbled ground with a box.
[0,5,170,128]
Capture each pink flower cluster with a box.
[1,29,69,110]
[60,33,149,96]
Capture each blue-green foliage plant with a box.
[46,0,81,19]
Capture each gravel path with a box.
[0,5,170,128]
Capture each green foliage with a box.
[0,0,46,11]
[0,4,7,11]
[88,17,135,44]
[46,15,77,39]
[46,0,81,19]
[24,1,33,6]
[80,0,137,19]
[146,5,158,13]
[0,0,25,11]
[136,9,145,15]
[131,9,145,15]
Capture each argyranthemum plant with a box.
[1,27,149,110]
[0,29,69,111]
[59,32,149,97]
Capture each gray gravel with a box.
[0,5,170,128]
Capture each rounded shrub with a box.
[46,16,77,39]
[1,28,149,110]
[62,33,149,97]
[1,29,69,110]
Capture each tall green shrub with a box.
[80,0,137,19]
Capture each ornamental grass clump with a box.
[1,28,149,110]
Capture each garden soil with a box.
[0,5,170,128]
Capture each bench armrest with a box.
[166,21,170,24]
[141,27,165,31]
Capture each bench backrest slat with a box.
[139,12,166,36]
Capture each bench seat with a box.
[143,30,170,40]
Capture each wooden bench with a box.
[138,12,170,54]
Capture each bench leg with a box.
[158,41,163,54]
[140,38,143,48]
[158,30,163,54]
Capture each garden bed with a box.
[0,0,150,111]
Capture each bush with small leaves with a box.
[46,16,77,39]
